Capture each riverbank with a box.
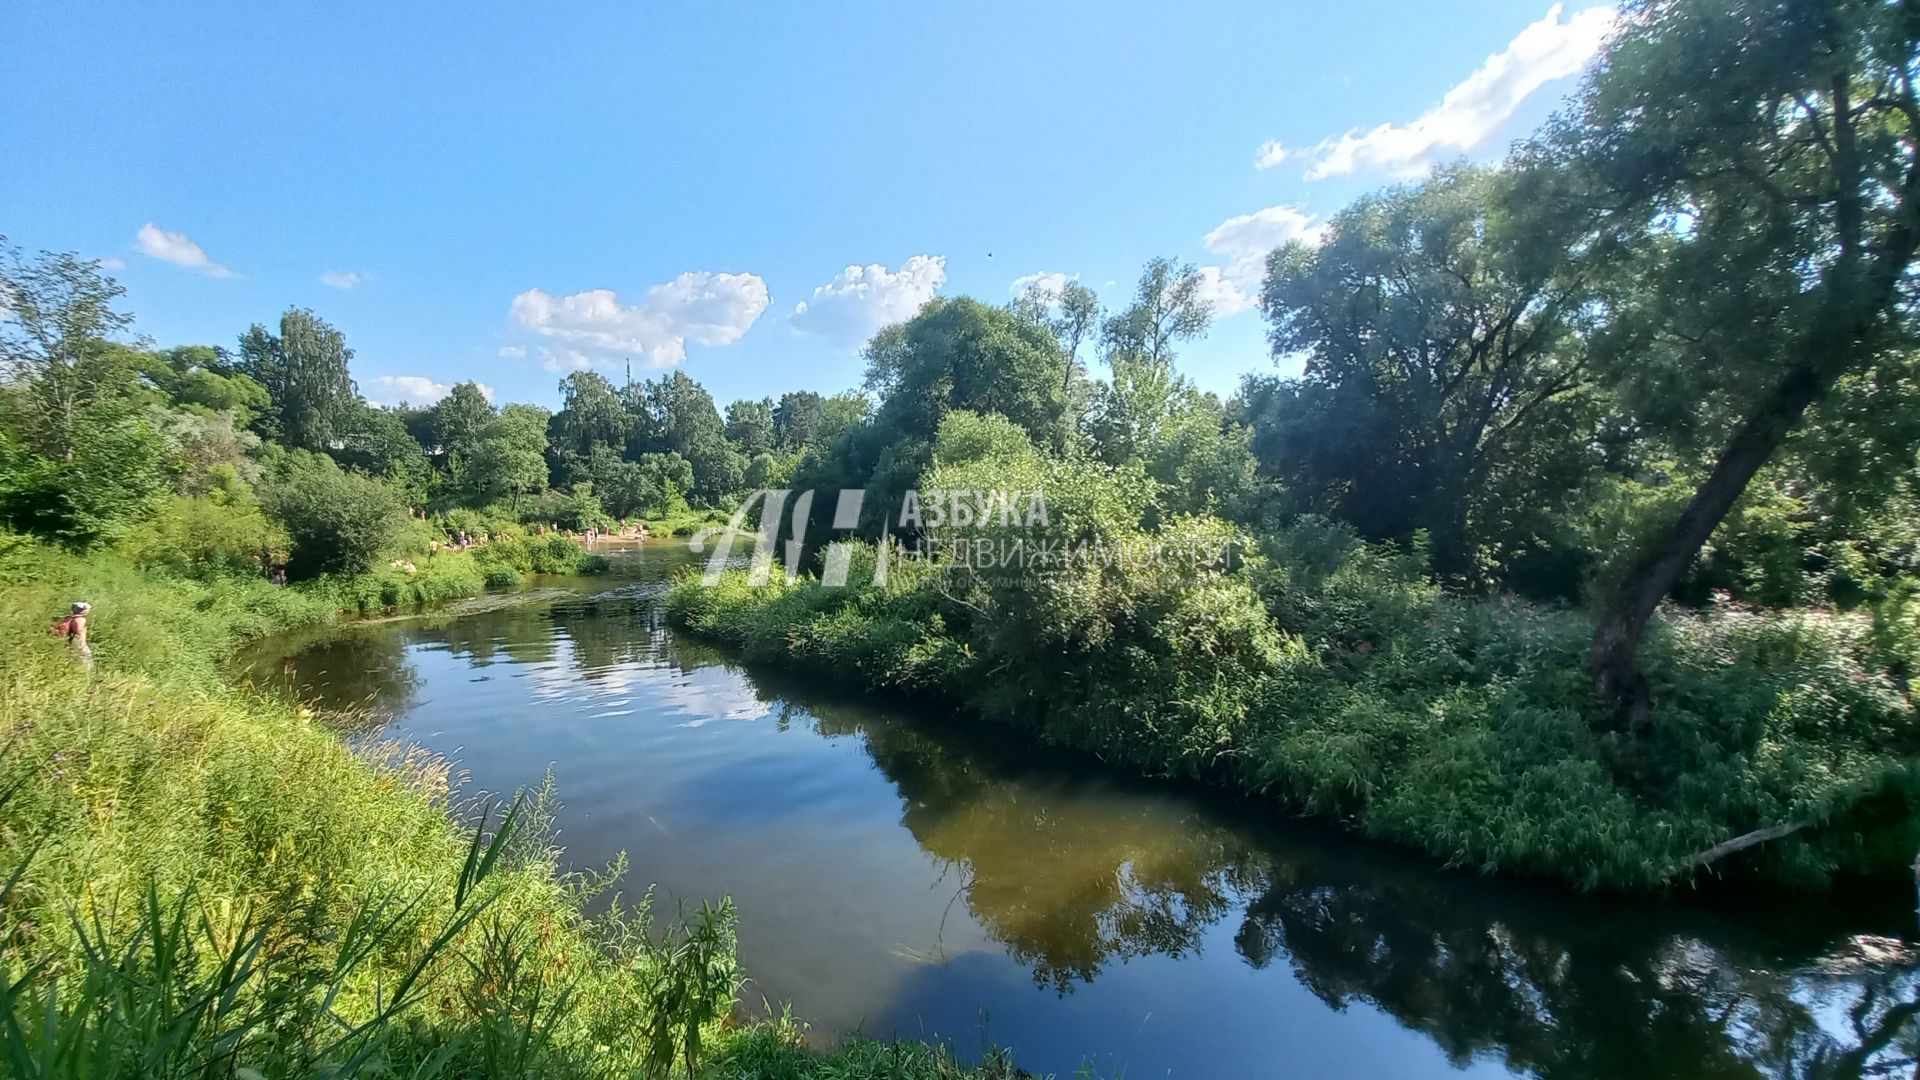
[0,534,1052,1077]
[664,533,1920,894]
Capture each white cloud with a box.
[98,256,127,270]
[1009,270,1075,301]
[510,271,769,369]
[321,270,364,289]
[137,223,232,277]
[1269,3,1614,180]
[1196,204,1327,316]
[363,375,494,408]
[538,347,592,373]
[497,345,527,359]
[790,255,946,348]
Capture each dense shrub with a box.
[260,451,405,579]
[120,491,285,581]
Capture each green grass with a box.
[0,531,1067,1077]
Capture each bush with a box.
[260,451,404,579]
[471,533,605,576]
[120,493,285,581]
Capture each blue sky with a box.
[2,1,1614,411]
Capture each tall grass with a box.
[0,530,1062,1078]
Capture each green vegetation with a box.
[3,0,1920,1070]
[0,114,1068,1080]
[663,0,1920,893]
[0,538,1049,1076]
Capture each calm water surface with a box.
[240,543,1920,1079]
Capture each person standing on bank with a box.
[53,601,92,667]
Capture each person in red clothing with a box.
[51,601,92,667]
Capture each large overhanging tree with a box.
[1542,0,1920,730]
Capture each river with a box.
[237,542,1920,1079]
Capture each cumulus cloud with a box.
[1196,204,1327,316]
[497,345,527,359]
[363,375,494,408]
[1263,4,1614,180]
[136,223,232,277]
[1010,270,1078,300]
[321,270,364,289]
[509,271,770,368]
[98,256,127,270]
[790,255,946,349]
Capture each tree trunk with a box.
[1587,362,1831,731]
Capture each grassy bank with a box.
[666,525,1920,893]
[0,533,1061,1078]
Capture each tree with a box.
[724,397,776,457]
[0,243,168,547]
[549,372,626,458]
[0,241,139,462]
[817,392,870,445]
[1100,257,1211,371]
[468,404,550,508]
[1086,260,1214,469]
[335,403,432,504]
[0,421,169,549]
[147,345,272,426]
[1540,0,1920,728]
[1054,281,1102,392]
[863,297,1071,455]
[772,391,827,452]
[1015,279,1104,392]
[429,380,496,461]
[801,297,1071,537]
[238,308,359,451]
[1254,166,1596,576]
[633,371,744,505]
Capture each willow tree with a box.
[1256,166,1596,577]
[1544,0,1920,729]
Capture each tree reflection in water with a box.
[771,674,1919,1079]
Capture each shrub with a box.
[259,451,404,579]
[120,493,285,581]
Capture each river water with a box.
[238,542,1919,1078]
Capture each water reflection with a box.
[240,547,1920,1079]
[777,681,1920,1078]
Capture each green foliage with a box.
[0,419,170,551]
[0,241,142,465]
[429,381,497,461]
[120,493,284,581]
[143,345,272,426]
[1250,166,1596,580]
[471,533,607,576]
[670,502,1920,891]
[466,403,550,507]
[333,403,433,504]
[237,308,359,452]
[259,451,405,579]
